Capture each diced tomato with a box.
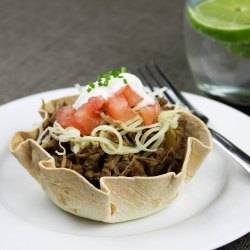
[139,102,161,125]
[56,104,76,128]
[117,85,143,107]
[70,96,105,135]
[154,102,161,117]
[107,95,136,122]
[139,106,155,125]
[88,96,105,110]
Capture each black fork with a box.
[135,61,250,174]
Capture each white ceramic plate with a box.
[0,88,249,250]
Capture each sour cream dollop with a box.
[73,73,156,109]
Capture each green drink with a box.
[184,0,250,105]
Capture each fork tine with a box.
[134,68,154,92]
[150,61,194,109]
[136,65,176,104]
[148,61,209,124]
[144,63,176,104]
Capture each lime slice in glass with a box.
[187,0,250,43]
[225,43,250,59]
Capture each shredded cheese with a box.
[37,104,182,155]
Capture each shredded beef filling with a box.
[41,98,188,188]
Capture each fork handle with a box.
[209,128,250,174]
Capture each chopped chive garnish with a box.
[88,82,95,88]
[121,67,126,73]
[85,67,128,91]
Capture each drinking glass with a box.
[184,0,250,105]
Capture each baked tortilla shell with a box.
[9,95,212,223]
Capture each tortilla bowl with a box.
[9,95,212,223]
